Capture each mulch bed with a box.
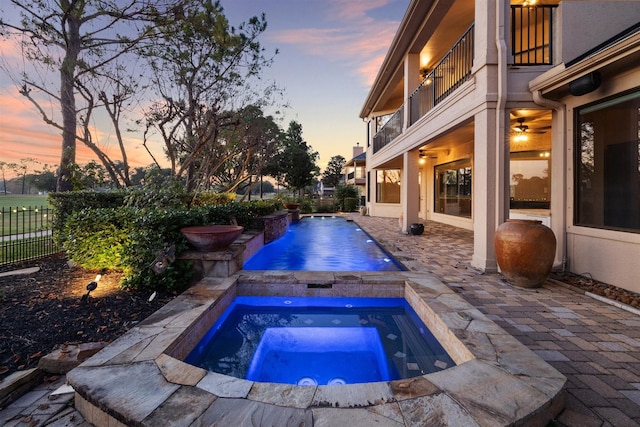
[550,271,640,308]
[0,254,177,379]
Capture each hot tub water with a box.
[184,296,455,385]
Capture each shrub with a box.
[119,208,196,292]
[313,198,336,213]
[123,179,188,209]
[62,199,281,292]
[190,192,237,207]
[62,207,133,269]
[297,197,313,214]
[49,191,126,244]
[335,184,360,212]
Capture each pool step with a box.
[392,315,451,376]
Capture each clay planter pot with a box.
[181,225,244,252]
[284,203,300,210]
[494,219,556,288]
[409,223,424,235]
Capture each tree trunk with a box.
[57,4,81,192]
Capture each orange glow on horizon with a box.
[0,94,159,177]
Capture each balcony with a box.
[511,5,555,65]
[410,24,474,127]
[370,6,554,155]
[373,106,404,154]
[372,25,474,154]
[347,170,366,186]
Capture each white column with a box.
[402,151,420,232]
[471,109,503,272]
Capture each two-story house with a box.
[360,0,640,293]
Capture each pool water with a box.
[184,296,455,385]
[243,216,404,271]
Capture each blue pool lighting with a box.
[246,327,391,385]
[184,296,455,385]
[243,216,404,271]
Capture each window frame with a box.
[574,88,640,233]
[434,158,472,218]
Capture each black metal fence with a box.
[0,206,61,267]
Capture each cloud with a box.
[0,92,157,171]
[327,0,394,22]
[268,0,402,86]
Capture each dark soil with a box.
[0,254,176,379]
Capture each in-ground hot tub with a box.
[184,296,456,386]
[67,271,566,426]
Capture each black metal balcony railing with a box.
[372,5,552,153]
[373,105,404,153]
[347,170,365,181]
[409,24,475,127]
[511,5,555,65]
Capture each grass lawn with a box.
[0,195,52,237]
[0,194,49,210]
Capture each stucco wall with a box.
[558,1,640,64]
[557,42,640,293]
[567,229,640,293]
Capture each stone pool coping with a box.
[67,270,565,426]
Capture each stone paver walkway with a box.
[2,214,640,426]
[353,215,640,427]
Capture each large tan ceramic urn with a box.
[494,219,556,288]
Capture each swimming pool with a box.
[243,216,404,271]
[184,296,455,385]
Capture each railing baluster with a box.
[511,5,554,65]
[407,23,475,127]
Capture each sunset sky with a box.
[0,0,408,177]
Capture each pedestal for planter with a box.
[494,219,556,288]
[284,203,300,221]
[179,246,244,279]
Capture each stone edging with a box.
[67,271,566,426]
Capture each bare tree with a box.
[0,0,188,191]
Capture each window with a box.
[435,159,472,218]
[376,169,401,203]
[576,90,640,232]
[510,151,550,209]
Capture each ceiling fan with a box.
[513,117,548,134]
[514,118,528,133]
